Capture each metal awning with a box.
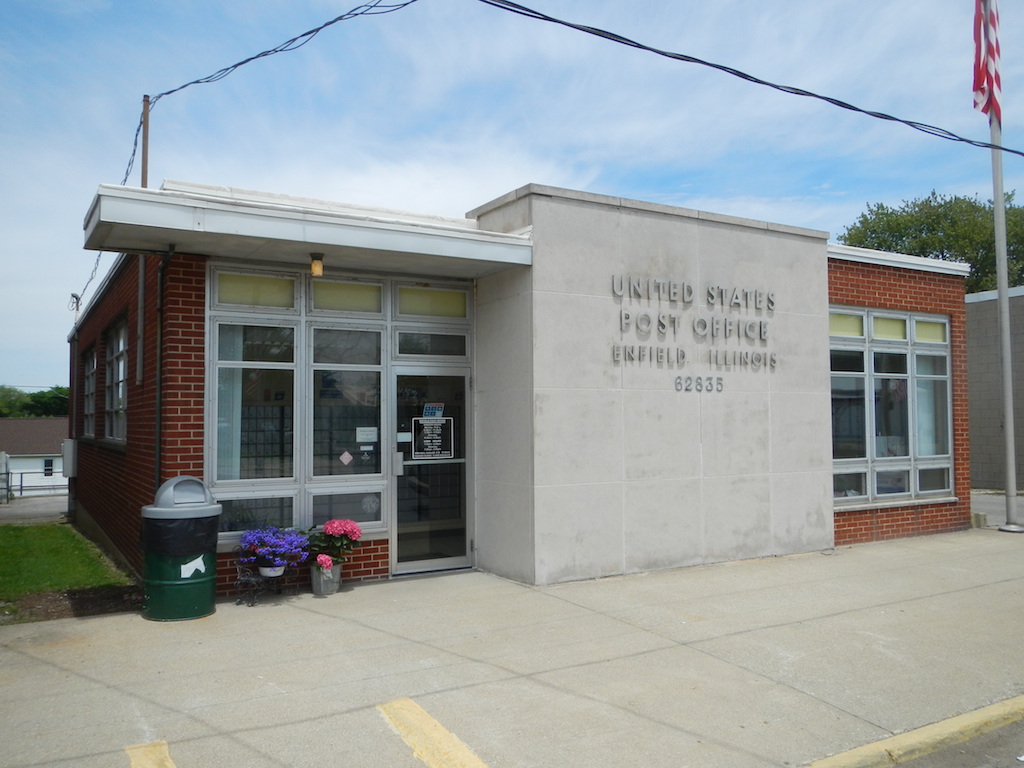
[83,182,532,279]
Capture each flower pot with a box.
[310,563,342,595]
[258,565,285,578]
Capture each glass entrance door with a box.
[393,371,470,573]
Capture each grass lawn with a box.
[0,524,134,603]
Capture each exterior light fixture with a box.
[310,253,324,277]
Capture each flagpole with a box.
[991,115,1022,530]
[976,0,1020,530]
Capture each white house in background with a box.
[0,417,69,499]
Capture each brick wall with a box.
[214,538,390,598]
[70,253,207,576]
[71,255,397,589]
[828,257,971,544]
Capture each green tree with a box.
[0,386,69,418]
[23,386,70,417]
[0,386,29,418]
[838,191,1024,294]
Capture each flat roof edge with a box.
[468,183,829,240]
[966,285,1024,303]
[827,243,971,277]
[90,183,532,248]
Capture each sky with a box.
[2,0,1022,390]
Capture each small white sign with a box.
[340,451,354,466]
[356,426,378,442]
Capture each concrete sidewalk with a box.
[4,527,1024,768]
[0,493,68,524]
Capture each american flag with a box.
[974,0,1002,124]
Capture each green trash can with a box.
[140,476,221,621]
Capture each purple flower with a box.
[238,526,309,566]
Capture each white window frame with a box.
[83,349,97,437]
[104,321,128,441]
[830,307,953,505]
[207,266,472,546]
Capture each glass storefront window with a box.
[831,349,864,372]
[216,368,294,480]
[915,319,947,343]
[218,496,293,531]
[398,286,467,318]
[832,376,866,459]
[874,378,909,458]
[219,325,294,363]
[312,370,381,476]
[873,316,908,340]
[876,470,910,495]
[210,272,470,539]
[834,473,866,499]
[313,328,381,365]
[830,312,864,338]
[313,281,382,313]
[312,492,383,526]
[919,467,950,493]
[217,273,295,308]
[398,332,467,357]
[831,308,952,505]
[916,379,949,456]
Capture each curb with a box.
[806,695,1024,767]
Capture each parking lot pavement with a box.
[5,527,1024,767]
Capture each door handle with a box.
[393,451,405,476]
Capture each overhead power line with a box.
[120,0,420,185]
[89,0,419,313]
[475,0,1024,161]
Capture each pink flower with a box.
[323,519,362,540]
[316,554,334,570]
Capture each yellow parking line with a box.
[124,741,176,768]
[378,698,490,768]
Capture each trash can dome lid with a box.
[142,476,221,519]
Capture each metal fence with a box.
[3,469,69,499]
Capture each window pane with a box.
[313,281,382,313]
[830,349,864,372]
[398,286,467,318]
[873,316,907,340]
[218,497,293,531]
[916,379,949,455]
[876,470,910,494]
[915,320,947,343]
[398,332,468,357]
[217,369,294,480]
[874,378,909,457]
[919,468,950,492]
[105,322,128,441]
[218,274,295,308]
[874,352,907,374]
[830,313,864,337]
[313,370,381,476]
[313,492,383,526]
[219,325,294,363]
[313,328,381,365]
[834,473,866,499]
[917,355,947,376]
[832,376,866,458]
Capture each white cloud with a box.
[1,0,1022,387]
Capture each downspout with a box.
[68,331,78,521]
[136,256,145,386]
[154,245,174,492]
